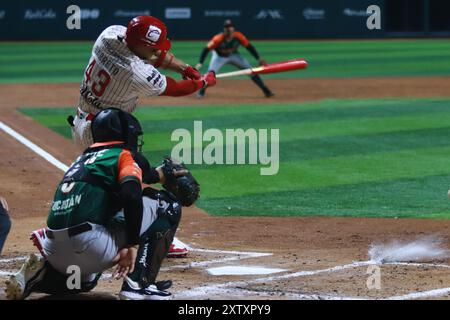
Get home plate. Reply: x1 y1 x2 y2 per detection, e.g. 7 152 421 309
206 265 286 276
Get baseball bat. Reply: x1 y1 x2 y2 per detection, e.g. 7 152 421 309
215 58 308 78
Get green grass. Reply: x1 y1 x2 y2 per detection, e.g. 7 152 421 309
20 97 450 219
2 39 450 83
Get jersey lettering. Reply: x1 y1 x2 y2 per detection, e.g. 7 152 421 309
79 25 167 113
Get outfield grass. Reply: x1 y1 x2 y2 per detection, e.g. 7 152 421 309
2 39 450 83
20 98 450 219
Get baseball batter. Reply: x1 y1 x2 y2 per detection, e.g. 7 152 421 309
195 19 273 98
70 15 214 257
5 108 199 300
72 15 215 148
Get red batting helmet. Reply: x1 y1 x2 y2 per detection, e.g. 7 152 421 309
125 16 171 51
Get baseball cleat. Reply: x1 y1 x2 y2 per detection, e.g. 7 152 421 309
119 277 172 300
264 90 275 98
167 243 188 257
155 279 173 291
167 238 189 258
30 228 48 258
5 253 46 300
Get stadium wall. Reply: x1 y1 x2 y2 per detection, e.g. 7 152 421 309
0 0 448 41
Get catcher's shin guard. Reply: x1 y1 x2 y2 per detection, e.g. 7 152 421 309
130 188 182 287
137 228 175 286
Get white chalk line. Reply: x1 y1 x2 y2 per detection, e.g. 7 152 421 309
188 247 272 256
0 256 27 264
207 287 368 300
0 121 69 172
386 287 450 300
162 253 271 271
384 261 450 269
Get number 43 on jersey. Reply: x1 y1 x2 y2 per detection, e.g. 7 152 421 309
84 59 111 97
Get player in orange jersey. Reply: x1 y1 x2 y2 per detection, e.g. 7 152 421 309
196 19 274 98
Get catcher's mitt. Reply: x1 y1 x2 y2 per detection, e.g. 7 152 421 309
161 157 200 207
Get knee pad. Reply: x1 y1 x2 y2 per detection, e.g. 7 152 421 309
142 187 182 230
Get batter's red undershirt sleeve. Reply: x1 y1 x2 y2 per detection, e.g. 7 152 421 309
161 76 204 97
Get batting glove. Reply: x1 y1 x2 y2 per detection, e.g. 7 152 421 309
182 66 201 80
201 71 216 88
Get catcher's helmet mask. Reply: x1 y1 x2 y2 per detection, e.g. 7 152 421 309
91 108 143 153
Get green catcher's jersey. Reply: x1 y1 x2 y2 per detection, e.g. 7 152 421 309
47 142 142 229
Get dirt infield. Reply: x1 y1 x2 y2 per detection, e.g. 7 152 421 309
0 77 449 300
1 77 450 109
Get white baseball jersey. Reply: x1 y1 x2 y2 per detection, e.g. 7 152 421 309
78 25 167 114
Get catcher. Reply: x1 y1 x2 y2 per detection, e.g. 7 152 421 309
71 15 213 257
5 108 199 300
195 19 273 98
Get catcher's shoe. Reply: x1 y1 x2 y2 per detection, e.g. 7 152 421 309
5 253 46 300
119 277 172 300
263 89 275 98
30 228 48 258
167 238 188 258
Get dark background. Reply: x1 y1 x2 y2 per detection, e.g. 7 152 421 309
0 0 449 40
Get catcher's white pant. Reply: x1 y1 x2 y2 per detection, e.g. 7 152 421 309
41 196 159 282
208 51 252 72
